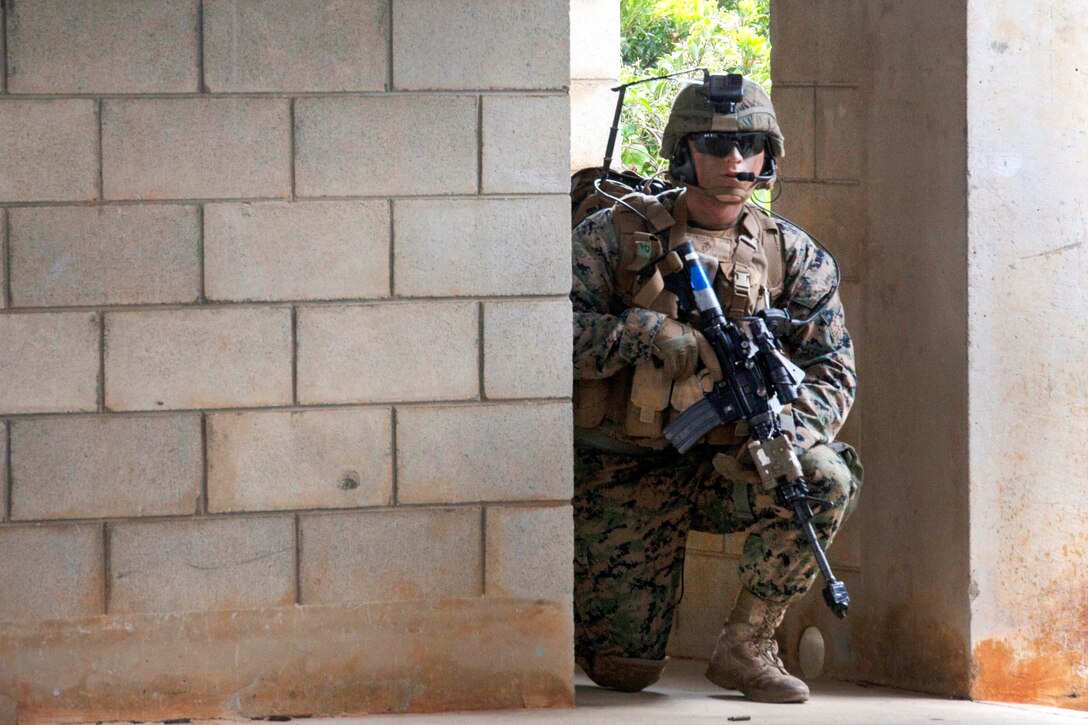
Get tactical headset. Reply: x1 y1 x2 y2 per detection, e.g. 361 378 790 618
669 137 778 188
667 73 779 191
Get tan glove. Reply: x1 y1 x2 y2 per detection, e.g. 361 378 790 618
651 319 699 380
652 319 725 382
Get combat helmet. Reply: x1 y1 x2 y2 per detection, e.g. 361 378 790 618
661 73 783 188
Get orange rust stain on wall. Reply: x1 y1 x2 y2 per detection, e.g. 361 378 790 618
1 599 573 722
972 639 1088 711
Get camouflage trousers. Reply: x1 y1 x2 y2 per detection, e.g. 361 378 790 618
573 442 861 662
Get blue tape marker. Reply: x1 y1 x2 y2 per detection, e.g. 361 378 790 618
689 257 712 290
686 251 722 317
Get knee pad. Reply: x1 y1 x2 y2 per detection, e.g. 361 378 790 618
576 654 668 692
800 443 861 522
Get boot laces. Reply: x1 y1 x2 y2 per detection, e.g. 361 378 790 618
754 638 789 675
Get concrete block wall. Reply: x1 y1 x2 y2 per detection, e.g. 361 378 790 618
569 0 620 171
0 1 573 720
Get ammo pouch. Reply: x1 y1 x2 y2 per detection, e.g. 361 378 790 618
623 360 673 438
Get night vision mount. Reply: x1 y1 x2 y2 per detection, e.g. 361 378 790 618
699 71 745 114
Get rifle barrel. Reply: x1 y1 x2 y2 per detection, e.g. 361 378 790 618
789 497 850 618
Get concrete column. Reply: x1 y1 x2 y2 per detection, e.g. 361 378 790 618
858 0 971 695
771 0 1088 709
966 2 1088 708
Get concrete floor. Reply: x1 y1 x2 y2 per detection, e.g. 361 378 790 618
180 659 1088 724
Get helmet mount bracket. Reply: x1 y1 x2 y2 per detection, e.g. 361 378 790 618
699 71 745 114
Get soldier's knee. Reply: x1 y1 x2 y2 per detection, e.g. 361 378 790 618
799 444 860 522
576 654 668 692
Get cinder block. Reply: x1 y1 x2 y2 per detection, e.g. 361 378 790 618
482 95 570 193
667 551 739 659
297 302 478 404
0 418 6 520
7 0 198 93
10 415 201 521
295 96 477 197
1 422 7 520
485 505 573 599
109 516 295 614
205 201 390 302
0 2 5 93
816 87 864 180
105 308 292 411
102 98 291 200
771 86 816 180
300 508 481 604
0 100 97 202
393 198 569 296
0 312 99 415
570 80 616 172
570 0 620 80
397 402 573 504
204 0 387 92
771 0 865 84
393 0 568 90
207 408 393 513
9 205 200 307
483 299 572 399
681 551 735 611
1 208 7 308
774 182 864 277
0 599 573 718
0 523 103 621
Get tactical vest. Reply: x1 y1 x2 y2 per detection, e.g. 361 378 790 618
573 189 788 449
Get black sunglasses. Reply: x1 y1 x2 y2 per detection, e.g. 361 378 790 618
689 132 767 159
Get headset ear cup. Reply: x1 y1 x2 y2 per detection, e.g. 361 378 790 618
669 144 698 185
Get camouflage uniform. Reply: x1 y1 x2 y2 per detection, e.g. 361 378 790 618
571 190 861 663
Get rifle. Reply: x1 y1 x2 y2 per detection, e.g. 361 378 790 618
661 240 851 618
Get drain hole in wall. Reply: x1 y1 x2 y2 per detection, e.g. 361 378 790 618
798 626 825 679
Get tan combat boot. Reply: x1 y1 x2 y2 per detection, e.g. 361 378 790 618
576 654 668 692
705 588 810 703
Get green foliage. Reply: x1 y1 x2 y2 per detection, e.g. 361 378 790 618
621 0 687 68
617 0 771 179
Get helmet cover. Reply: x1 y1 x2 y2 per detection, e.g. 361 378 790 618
660 77 784 161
